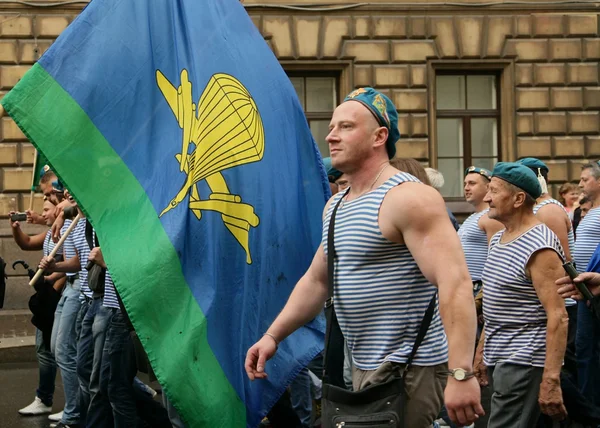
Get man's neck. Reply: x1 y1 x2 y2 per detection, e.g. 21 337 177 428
591 193 600 208
473 201 489 212
345 157 390 198
502 210 539 237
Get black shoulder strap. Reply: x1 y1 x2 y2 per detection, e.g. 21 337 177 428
85 219 100 249
322 190 349 387
323 189 436 386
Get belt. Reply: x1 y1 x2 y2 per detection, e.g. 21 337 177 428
66 274 80 284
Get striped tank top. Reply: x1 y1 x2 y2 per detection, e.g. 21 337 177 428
67 219 92 298
574 206 600 270
323 172 448 370
61 219 78 278
483 224 565 367
534 198 576 306
43 229 62 258
83 225 119 309
458 209 489 282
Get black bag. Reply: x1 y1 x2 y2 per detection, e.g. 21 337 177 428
321 191 436 428
85 219 106 295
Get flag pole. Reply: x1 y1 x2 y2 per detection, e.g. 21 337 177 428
29 149 38 211
29 213 82 287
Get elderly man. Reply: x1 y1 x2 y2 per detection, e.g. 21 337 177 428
246 87 483 427
477 162 568 427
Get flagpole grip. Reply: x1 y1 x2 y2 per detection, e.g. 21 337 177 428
30 213 82 287
28 190 35 212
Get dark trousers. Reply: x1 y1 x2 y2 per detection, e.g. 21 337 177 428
488 363 543 428
576 301 600 407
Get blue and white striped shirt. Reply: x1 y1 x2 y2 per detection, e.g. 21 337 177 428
84 224 120 309
458 209 490 282
534 198 576 307
71 219 92 298
483 224 565 367
323 173 448 370
102 271 119 309
574 206 600 270
61 219 77 278
43 229 61 258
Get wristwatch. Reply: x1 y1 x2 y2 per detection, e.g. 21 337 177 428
446 368 475 381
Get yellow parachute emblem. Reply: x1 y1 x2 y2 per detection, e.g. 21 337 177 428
156 69 264 264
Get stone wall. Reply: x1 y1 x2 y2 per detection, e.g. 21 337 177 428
0 4 597 211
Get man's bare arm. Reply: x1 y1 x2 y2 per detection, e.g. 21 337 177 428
383 183 477 370
528 249 568 420
265 244 329 342
536 205 572 261
382 183 483 425
11 224 46 251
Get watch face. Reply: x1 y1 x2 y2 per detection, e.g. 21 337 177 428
454 369 466 381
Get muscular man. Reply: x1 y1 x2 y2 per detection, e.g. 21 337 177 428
246 87 483 427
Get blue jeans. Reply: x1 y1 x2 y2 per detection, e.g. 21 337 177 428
290 367 312 428
76 298 111 427
85 302 114 428
105 309 138 428
50 279 82 425
576 301 600 406
35 327 57 406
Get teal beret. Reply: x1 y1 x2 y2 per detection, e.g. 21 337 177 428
492 162 541 199
464 166 492 181
517 157 549 172
322 157 342 181
343 87 400 159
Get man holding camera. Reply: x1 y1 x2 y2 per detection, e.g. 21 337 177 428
10 197 66 421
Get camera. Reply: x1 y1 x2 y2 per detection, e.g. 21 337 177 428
10 212 27 222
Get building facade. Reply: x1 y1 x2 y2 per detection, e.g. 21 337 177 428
0 0 598 216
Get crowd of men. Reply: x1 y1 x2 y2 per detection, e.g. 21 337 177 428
246 87 600 428
7 85 600 428
9 171 180 428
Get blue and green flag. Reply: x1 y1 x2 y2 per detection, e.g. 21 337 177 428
2 0 329 426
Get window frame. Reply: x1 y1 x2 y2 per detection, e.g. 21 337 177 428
286 70 341 157
428 60 516 203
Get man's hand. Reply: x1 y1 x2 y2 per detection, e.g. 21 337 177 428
539 377 567 420
8 211 21 229
473 350 488 387
88 247 107 269
51 211 65 243
39 256 56 272
445 377 485 427
557 273 600 300
25 209 44 225
245 335 278 381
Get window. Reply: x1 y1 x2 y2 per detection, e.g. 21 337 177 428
288 74 338 157
436 74 500 198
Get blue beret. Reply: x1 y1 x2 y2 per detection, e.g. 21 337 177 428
492 162 541 199
517 157 549 172
343 87 400 159
464 166 492 181
322 157 342 181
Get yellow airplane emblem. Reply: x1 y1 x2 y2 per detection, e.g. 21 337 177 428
156 69 265 264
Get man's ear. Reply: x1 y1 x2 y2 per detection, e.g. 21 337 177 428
373 126 388 150
513 191 526 209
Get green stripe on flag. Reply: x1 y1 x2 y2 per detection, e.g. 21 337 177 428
2 63 246 427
